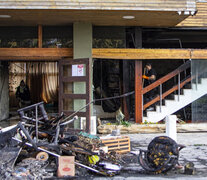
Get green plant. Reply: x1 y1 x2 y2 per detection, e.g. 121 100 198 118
119 120 131 127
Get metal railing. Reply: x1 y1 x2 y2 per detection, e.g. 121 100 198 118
143 60 192 112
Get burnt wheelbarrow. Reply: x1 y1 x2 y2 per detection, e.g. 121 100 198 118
137 136 185 174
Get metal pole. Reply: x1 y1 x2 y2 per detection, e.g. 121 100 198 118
35 105 38 143
160 83 162 112
13 137 60 157
178 73 180 101
142 94 143 123
196 67 198 90
54 124 60 145
18 122 38 150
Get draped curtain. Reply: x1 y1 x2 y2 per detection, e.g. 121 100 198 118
9 62 58 107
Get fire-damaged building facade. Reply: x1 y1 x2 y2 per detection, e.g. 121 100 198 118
0 0 207 132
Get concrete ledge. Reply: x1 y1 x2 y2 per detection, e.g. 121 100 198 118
98 123 207 134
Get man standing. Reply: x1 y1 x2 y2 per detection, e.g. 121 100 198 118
142 63 157 109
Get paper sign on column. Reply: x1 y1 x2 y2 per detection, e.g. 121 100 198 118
72 64 84 76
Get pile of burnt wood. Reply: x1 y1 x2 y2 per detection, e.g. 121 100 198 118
0 102 122 179
0 102 186 179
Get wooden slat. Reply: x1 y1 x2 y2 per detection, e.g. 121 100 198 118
107 145 130 150
101 136 130 142
102 144 130 148
101 136 130 154
102 139 130 144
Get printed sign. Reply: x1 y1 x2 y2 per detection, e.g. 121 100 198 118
72 64 84 76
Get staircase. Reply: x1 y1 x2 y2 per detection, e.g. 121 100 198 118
142 61 207 123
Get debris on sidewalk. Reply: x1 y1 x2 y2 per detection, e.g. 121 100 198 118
0 102 193 179
0 102 123 179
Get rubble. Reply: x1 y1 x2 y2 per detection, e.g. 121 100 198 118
0 102 123 179
0 102 189 179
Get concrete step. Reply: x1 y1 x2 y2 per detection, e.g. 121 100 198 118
156 105 167 113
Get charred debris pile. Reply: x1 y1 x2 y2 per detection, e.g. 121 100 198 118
0 102 188 179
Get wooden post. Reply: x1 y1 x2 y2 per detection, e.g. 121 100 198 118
135 60 143 123
122 60 130 120
135 27 143 123
38 25 42 48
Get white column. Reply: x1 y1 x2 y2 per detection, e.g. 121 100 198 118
165 115 177 142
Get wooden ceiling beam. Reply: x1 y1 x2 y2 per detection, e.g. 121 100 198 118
191 49 207 59
0 48 73 61
1 48 207 61
92 48 191 59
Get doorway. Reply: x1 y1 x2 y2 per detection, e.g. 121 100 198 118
9 61 59 114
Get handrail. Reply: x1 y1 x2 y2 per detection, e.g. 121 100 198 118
143 60 191 95
143 76 191 110
143 60 191 111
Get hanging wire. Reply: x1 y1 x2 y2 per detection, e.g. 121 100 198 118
60 90 135 125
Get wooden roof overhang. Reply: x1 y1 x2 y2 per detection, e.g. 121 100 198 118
0 9 192 27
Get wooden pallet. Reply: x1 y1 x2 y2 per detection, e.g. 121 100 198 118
101 136 130 154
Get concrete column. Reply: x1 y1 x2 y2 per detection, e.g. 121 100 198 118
0 62 9 121
73 22 92 59
165 115 177 142
73 22 93 130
